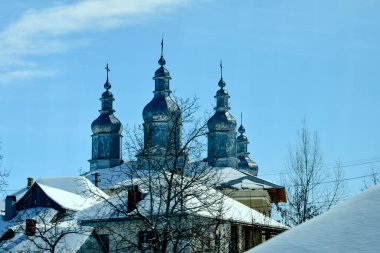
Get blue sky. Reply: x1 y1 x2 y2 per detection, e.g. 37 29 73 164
0 0 379 196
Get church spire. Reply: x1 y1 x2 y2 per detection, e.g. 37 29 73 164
89 63 123 171
141 39 182 162
206 62 238 168
158 37 166 67
236 113 258 176
219 61 225 87
214 61 230 113
104 63 111 90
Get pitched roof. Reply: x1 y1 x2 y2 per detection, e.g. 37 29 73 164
246 184 380 253
79 174 287 230
0 207 93 252
16 176 108 211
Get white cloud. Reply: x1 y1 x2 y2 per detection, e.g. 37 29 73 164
0 0 188 84
1 70 56 83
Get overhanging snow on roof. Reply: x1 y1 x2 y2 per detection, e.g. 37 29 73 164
15 176 108 211
246 184 380 253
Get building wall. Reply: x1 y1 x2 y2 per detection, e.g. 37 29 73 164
221 189 272 216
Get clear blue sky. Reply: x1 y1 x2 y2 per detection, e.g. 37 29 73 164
0 0 379 196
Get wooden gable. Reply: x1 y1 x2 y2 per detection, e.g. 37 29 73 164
15 183 63 211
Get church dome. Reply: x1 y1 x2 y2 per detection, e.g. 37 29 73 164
143 95 180 123
216 88 228 96
102 90 113 99
238 156 259 176
237 124 248 141
91 114 122 135
207 111 236 131
154 66 170 78
236 133 248 142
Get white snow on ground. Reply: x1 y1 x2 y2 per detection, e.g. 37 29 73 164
246 184 380 253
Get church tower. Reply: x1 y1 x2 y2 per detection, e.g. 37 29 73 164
89 64 123 171
141 40 182 160
207 63 239 168
236 115 259 175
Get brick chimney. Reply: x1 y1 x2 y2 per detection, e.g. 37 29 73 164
128 185 142 212
26 219 36 236
4 195 16 221
27 177 34 188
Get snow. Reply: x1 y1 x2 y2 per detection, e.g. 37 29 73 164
0 187 29 212
0 207 94 252
35 176 108 211
246 184 380 253
1 221 93 252
84 162 284 193
0 208 58 237
212 166 283 190
79 174 287 230
83 162 134 190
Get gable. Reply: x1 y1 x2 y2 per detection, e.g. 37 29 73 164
15 184 63 211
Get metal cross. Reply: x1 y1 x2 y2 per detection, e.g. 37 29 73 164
161 36 164 57
220 60 223 79
105 63 110 80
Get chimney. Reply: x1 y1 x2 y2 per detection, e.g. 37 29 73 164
4 195 16 221
128 185 142 212
27 177 34 188
26 219 36 236
94 173 100 187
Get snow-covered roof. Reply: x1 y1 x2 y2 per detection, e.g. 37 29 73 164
79 174 287 230
83 162 134 190
0 208 58 238
0 187 28 214
214 166 286 203
246 184 380 253
16 176 109 211
216 166 283 189
0 210 93 252
1 226 93 253
83 162 286 202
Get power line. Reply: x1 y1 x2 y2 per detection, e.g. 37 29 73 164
260 157 380 177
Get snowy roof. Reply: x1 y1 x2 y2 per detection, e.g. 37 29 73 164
83 162 134 190
0 208 93 252
214 166 286 202
0 208 58 238
246 184 380 253
79 174 287 230
0 187 28 213
216 166 283 189
16 176 109 211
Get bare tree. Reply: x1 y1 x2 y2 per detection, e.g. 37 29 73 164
362 165 379 190
84 97 230 253
275 123 345 226
0 141 9 193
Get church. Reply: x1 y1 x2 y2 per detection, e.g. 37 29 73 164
0 42 287 252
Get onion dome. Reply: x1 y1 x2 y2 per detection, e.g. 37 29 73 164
91 64 122 135
143 95 180 123
143 39 180 124
207 63 236 131
237 123 248 142
154 55 171 78
206 62 238 168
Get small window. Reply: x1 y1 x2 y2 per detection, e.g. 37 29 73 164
138 231 155 250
